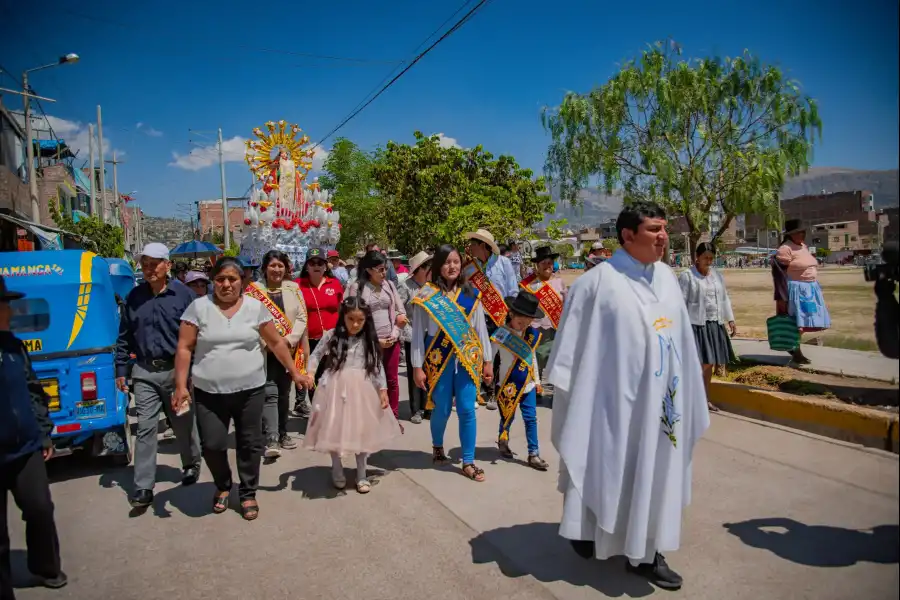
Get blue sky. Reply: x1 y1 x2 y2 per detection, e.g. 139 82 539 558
1 0 897 218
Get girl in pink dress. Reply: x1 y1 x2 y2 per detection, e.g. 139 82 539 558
299 296 401 493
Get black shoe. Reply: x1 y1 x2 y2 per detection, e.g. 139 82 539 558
181 465 200 486
129 489 153 508
35 571 68 589
626 553 683 590
570 539 595 559
296 401 311 419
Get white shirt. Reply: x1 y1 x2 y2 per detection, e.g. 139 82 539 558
491 326 541 393
181 296 273 394
677 266 734 326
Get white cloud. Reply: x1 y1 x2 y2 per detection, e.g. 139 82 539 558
434 133 461 149
136 122 163 137
16 114 118 160
169 136 330 172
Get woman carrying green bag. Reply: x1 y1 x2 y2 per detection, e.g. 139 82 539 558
771 219 831 364
678 242 737 412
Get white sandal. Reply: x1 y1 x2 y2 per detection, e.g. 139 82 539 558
332 471 346 490
356 479 371 494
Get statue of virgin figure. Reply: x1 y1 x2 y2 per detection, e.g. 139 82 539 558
273 148 297 212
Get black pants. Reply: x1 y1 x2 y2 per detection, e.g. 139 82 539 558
295 338 328 407
263 354 292 439
404 341 428 417
1 451 62 598
194 386 265 501
481 321 502 401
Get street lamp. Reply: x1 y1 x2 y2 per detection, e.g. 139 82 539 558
23 53 80 223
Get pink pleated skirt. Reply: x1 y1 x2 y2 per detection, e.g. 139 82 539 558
302 368 401 455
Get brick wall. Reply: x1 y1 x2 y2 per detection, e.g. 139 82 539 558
198 201 244 240
0 165 30 216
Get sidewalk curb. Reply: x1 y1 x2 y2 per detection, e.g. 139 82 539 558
709 381 899 454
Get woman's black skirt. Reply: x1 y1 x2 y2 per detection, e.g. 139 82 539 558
692 320 732 366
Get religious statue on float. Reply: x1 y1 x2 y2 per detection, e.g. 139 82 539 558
245 120 314 216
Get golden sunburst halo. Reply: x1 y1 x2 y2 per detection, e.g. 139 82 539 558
244 121 315 185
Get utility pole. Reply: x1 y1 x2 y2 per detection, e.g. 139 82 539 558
21 71 41 223
218 128 230 249
96 105 106 223
88 123 96 217
105 151 124 226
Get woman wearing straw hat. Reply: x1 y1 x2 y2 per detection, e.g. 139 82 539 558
771 219 831 364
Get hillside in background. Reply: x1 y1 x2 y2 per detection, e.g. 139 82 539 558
142 216 189 246
543 168 899 227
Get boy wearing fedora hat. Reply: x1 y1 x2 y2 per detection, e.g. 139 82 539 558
491 293 549 470
463 228 519 411
519 246 567 402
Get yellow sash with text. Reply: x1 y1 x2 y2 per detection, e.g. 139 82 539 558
520 275 563 329
245 282 306 374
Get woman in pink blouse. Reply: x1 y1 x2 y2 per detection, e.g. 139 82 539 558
347 251 407 420
771 219 831 364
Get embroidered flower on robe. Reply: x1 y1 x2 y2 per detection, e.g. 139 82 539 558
660 375 681 447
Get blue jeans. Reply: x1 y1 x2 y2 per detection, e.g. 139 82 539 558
430 356 478 464
498 389 539 455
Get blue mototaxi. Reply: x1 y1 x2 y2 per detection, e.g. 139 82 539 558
1 250 136 464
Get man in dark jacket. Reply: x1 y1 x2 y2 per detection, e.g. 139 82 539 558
0 276 67 597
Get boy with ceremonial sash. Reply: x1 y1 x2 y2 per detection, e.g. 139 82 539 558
492 293 550 470
410 245 494 482
463 228 519 411
520 246 567 402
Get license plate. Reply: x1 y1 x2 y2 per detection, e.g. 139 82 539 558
41 379 59 412
75 400 106 419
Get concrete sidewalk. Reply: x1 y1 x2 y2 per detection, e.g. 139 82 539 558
9 380 898 600
731 338 898 382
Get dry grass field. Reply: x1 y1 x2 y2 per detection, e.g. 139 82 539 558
559 266 878 351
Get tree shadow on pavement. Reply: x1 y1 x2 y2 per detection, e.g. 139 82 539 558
369 446 509 472
724 518 900 566
470 522 654 598
149 481 219 519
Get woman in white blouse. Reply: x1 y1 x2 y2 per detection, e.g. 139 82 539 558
172 257 305 521
677 243 737 412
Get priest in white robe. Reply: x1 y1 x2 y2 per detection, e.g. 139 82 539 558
547 201 710 591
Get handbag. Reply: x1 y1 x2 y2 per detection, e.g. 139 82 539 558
766 314 800 351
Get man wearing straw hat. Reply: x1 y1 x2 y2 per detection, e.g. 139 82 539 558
463 228 519 411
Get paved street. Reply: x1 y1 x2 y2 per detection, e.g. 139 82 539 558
731 338 898 382
8 377 899 600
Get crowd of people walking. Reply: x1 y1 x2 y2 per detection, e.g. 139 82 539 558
2 201 836 595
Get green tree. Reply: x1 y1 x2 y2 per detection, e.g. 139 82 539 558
320 138 386 257
815 247 830 258
373 132 553 254
602 238 620 252
552 242 574 259
542 40 821 256
49 198 124 257
545 218 568 241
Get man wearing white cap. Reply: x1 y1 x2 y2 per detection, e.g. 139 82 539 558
397 251 433 424
115 243 201 510
463 229 519 411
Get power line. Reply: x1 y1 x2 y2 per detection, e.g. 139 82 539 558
56 6 403 65
337 0 479 123
313 0 492 148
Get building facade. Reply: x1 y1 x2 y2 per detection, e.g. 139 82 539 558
197 199 245 244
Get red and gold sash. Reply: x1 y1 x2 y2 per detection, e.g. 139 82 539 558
464 259 508 327
520 274 563 329
245 282 306 373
